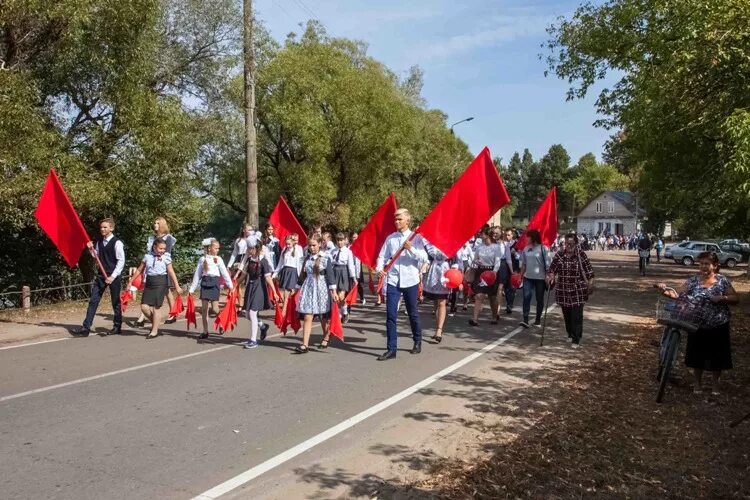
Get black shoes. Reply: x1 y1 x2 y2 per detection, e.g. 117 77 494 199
520 321 530 328
377 350 397 361
260 323 269 341
164 316 177 324
71 327 90 337
410 342 421 354
199 332 209 340
100 327 122 336
468 320 479 327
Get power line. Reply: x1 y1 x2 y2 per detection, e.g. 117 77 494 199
290 0 318 20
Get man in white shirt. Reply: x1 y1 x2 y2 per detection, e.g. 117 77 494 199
73 218 126 337
376 208 428 360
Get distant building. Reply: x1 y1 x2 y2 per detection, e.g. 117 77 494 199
576 191 645 236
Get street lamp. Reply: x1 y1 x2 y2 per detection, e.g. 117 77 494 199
450 116 474 134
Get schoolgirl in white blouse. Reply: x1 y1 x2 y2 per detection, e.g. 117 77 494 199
189 238 233 339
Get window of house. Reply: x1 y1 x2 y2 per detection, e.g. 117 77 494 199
608 201 615 213
596 202 603 213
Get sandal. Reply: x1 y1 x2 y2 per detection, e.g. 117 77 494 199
146 333 159 340
317 336 330 349
294 345 309 354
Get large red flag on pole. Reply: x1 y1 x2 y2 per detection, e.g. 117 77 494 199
34 169 91 268
514 186 558 250
268 196 307 247
350 193 398 268
417 147 511 257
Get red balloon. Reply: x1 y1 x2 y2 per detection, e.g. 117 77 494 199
444 268 463 289
480 270 497 287
510 272 523 289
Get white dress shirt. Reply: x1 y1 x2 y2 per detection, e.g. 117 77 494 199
189 255 233 293
330 246 357 277
227 238 249 268
376 229 428 288
95 234 125 279
274 245 304 275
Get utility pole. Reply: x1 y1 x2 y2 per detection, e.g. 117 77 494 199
243 0 259 226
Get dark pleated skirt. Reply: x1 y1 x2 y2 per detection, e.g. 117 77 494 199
142 275 168 307
278 267 298 290
200 275 221 301
685 321 732 371
332 265 351 292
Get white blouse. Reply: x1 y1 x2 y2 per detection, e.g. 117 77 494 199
329 246 357 277
189 255 233 293
274 245 304 275
473 242 505 272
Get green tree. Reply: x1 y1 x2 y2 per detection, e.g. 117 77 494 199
564 154 630 213
546 0 750 237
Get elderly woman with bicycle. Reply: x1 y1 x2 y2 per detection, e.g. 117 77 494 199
657 251 738 395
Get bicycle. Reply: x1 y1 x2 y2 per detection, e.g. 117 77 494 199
653 289 708 403
638 249 650 276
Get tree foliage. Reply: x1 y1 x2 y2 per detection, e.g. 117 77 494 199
0 7 470 291
546 0 750 238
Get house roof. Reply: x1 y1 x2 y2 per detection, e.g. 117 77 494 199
578 190 647 217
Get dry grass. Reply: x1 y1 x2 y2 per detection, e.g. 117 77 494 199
420 272 750 498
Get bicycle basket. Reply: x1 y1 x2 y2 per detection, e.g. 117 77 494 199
655 297 709 332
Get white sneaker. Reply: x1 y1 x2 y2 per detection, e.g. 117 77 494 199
571 343 580 349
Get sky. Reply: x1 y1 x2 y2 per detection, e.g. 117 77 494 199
253 0 613 165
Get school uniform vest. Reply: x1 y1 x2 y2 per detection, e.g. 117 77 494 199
95 236 120 275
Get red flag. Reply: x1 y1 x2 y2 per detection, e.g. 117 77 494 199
417 148 510 257
214 289 239 333
34 169 91 268
274 304 284 331
344 286 358 305
169 294 184 317
514 186 558 250
120 289 133 313
268 196 307 248
280 292 301 334
329 302 344 341
185 295 197 330
131 273 145 291
350 193 398 268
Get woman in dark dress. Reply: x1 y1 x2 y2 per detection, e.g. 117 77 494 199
657 251 738 395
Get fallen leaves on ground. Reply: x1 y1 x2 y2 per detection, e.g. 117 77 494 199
419 272 750 499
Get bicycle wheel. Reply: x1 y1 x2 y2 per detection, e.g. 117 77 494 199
656 329 680 403
641 257 647 276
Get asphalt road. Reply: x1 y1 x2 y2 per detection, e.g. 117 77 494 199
0 297 541 499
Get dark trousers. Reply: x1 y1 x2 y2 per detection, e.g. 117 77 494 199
562 305 584 343
83 275 122 329
386 284 421 352
522 277 546 323
501 262 516 312
357 270 365 301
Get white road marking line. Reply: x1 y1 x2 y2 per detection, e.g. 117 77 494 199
192 305 557 500
0 337 71 350
0 346 232 403
0 327 300 403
